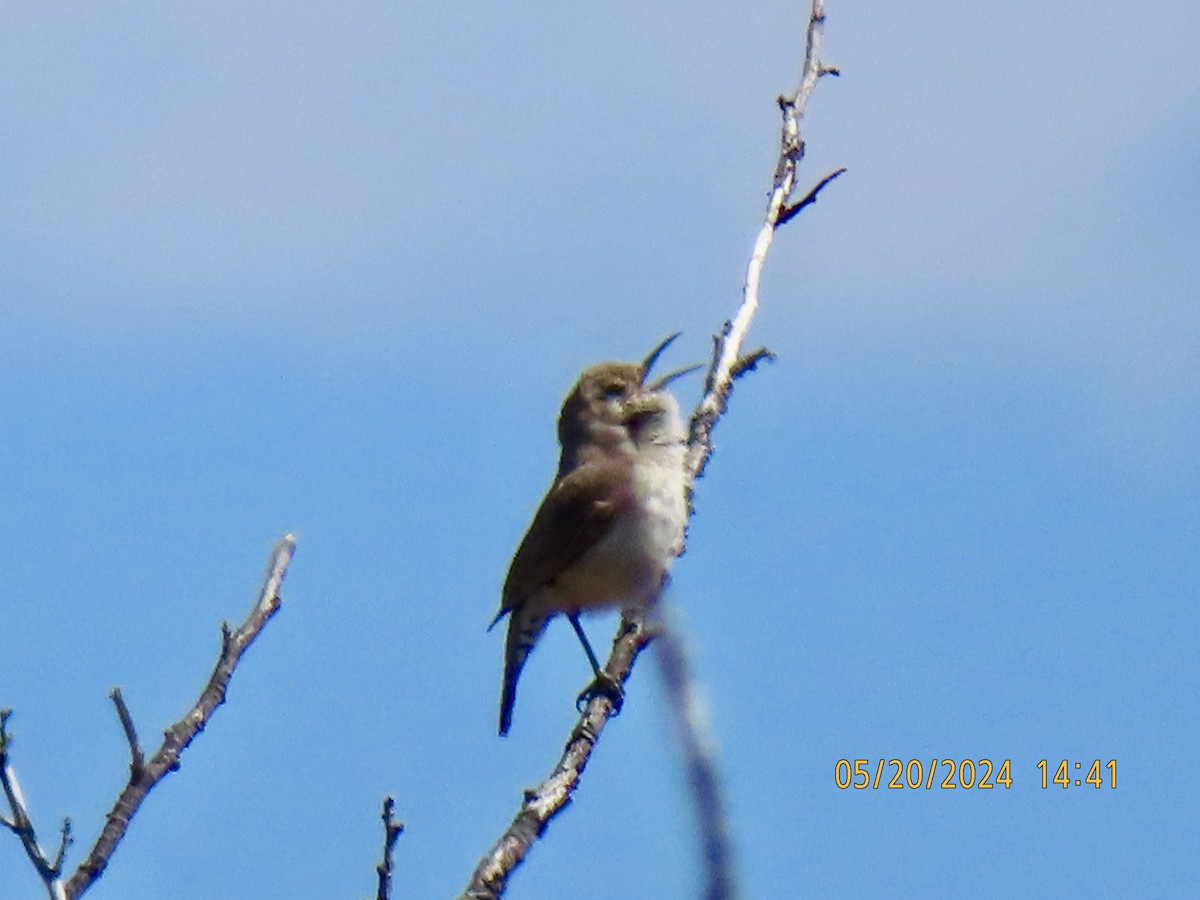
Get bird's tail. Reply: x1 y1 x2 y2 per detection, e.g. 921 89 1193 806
499 607 551 736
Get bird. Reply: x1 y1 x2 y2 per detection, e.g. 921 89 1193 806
490 334 698 735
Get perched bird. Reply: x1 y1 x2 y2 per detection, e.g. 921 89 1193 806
491 334 698 736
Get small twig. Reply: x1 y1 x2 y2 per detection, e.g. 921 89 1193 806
778 167 847 226
51 818 73 874
0 710 67 898
108 689 144 779
730 348 776 380
375 796 405 900
61 534 297 899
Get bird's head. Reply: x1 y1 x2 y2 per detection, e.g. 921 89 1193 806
555 334 700 471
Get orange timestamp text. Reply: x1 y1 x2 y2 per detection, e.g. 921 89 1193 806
834 758 1117 790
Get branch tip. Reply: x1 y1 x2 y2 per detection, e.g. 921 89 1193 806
375 796 405 900
52 818 73 872
110 689 145 778
778 166 846 226
730 348 776 380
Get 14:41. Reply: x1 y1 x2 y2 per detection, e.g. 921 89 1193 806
1037 759 1116 789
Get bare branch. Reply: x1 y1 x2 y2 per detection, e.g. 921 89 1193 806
457 614 654 900
654 627 734 900
667 8 838 893
108 689 144 780
61 534 297 899
460 1 840 896
375 796 405 900
688 0 839 484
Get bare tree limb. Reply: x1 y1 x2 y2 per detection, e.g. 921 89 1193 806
459 2 840 896
58 534 297 899
375 796 405 900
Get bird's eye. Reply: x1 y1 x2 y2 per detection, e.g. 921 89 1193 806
602 383 626 399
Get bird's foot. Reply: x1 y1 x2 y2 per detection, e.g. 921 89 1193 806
575 670 625 717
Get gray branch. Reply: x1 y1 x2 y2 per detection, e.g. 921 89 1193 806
63 534 296 898
0 535 297 900
687 0 839 484
457 616 655 900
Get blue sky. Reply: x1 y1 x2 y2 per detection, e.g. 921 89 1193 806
1 1 1197 898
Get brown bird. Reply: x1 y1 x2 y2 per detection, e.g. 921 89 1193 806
491 334 697 735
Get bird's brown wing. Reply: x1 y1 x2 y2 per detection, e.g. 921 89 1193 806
491 457 635 735
496 457 635 618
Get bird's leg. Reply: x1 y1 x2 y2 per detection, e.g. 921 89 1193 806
569 613 624 715
568 613 605 674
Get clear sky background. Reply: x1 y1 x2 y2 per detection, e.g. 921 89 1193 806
1 1 1197 898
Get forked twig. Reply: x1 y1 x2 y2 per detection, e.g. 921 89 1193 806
1 709 71 899
63 534 296 898
0 536 297 899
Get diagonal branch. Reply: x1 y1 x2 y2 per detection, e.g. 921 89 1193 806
51 818 73 878
653 627 733 900
688 0 838 483
668 8 838 895
60 534 297 899
457 616 654 900
778 166 846 226
459 2 840 896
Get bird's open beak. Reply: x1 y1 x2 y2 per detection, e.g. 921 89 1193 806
640 332 701 391
645 363 703 392
640 332 681 381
